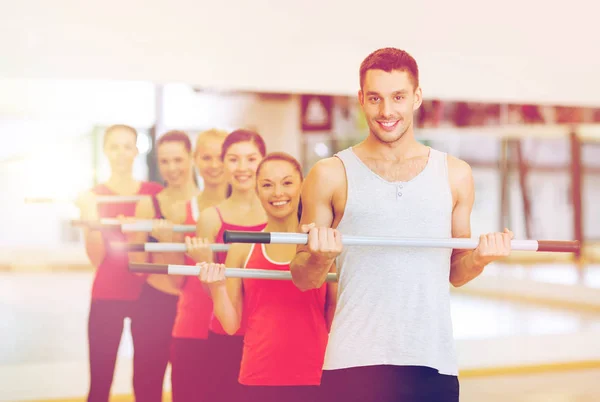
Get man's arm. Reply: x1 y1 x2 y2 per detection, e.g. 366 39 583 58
290 158 344 291
449 157 513 287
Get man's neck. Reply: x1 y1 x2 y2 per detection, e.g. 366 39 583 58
361 128 424 161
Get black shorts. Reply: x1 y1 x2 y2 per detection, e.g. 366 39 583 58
320 365 459 402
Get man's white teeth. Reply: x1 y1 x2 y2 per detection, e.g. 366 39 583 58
381 121 398 127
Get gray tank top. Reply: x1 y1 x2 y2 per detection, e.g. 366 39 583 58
324 146 458 376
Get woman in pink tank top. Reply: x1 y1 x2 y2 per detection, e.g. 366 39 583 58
197 153 337 402
184 129 268 402
75 125 164 402
169 129 230 402
126 130 200 402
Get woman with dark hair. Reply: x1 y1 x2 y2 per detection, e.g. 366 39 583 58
196 152 337 402
183 129 268 402
127 130 199 402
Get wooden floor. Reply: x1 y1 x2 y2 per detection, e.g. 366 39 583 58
460 368 600 402
2 264 600 402
21 369 600 402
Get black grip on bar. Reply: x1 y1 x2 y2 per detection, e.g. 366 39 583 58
537 240 580 253
129 263 168 274
111 242 145 252
223 230 271 244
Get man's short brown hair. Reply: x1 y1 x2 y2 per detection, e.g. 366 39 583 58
360 47 419 90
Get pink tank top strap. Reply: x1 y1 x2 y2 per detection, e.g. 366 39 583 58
214 206 224 223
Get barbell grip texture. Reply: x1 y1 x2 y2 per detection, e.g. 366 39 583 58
129 263 169 274
536 240 580 253
224 230 272 244
111 243 146 252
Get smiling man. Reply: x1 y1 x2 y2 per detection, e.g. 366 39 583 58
290 47 514 402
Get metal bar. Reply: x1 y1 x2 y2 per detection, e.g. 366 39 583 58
111 242 230 252
25 195 147 204
129 263 338 282
121 222 196 233
224 230 581 253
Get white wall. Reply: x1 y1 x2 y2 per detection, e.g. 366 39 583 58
0 79 156 126
161 85 302 160
1 0 599 106
0 82 303 252
242 94 302 160
0 78 597 259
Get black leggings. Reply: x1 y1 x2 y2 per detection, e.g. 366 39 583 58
86 283 179 402
170 338 212 402
203 332 245 402
320 365 459 402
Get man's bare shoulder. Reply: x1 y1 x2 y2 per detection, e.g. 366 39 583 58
446 154 474 202
446 154 472 182
306 156 346 183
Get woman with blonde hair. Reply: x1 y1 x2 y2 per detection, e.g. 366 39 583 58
169 129 230 402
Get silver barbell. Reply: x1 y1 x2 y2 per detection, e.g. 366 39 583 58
26 195 148 204
129 263 337 282
71 219 196 233
112 242 230 252
222 231 580 253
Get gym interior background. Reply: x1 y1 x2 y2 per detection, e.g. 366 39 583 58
1 1 599 401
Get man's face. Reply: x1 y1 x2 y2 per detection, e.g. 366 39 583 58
359 69 422 144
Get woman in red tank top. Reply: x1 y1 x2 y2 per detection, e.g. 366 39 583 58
75 125 163 402
126 130 201 402
185 129 268 402
169 129 230 402
197 153 338 402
